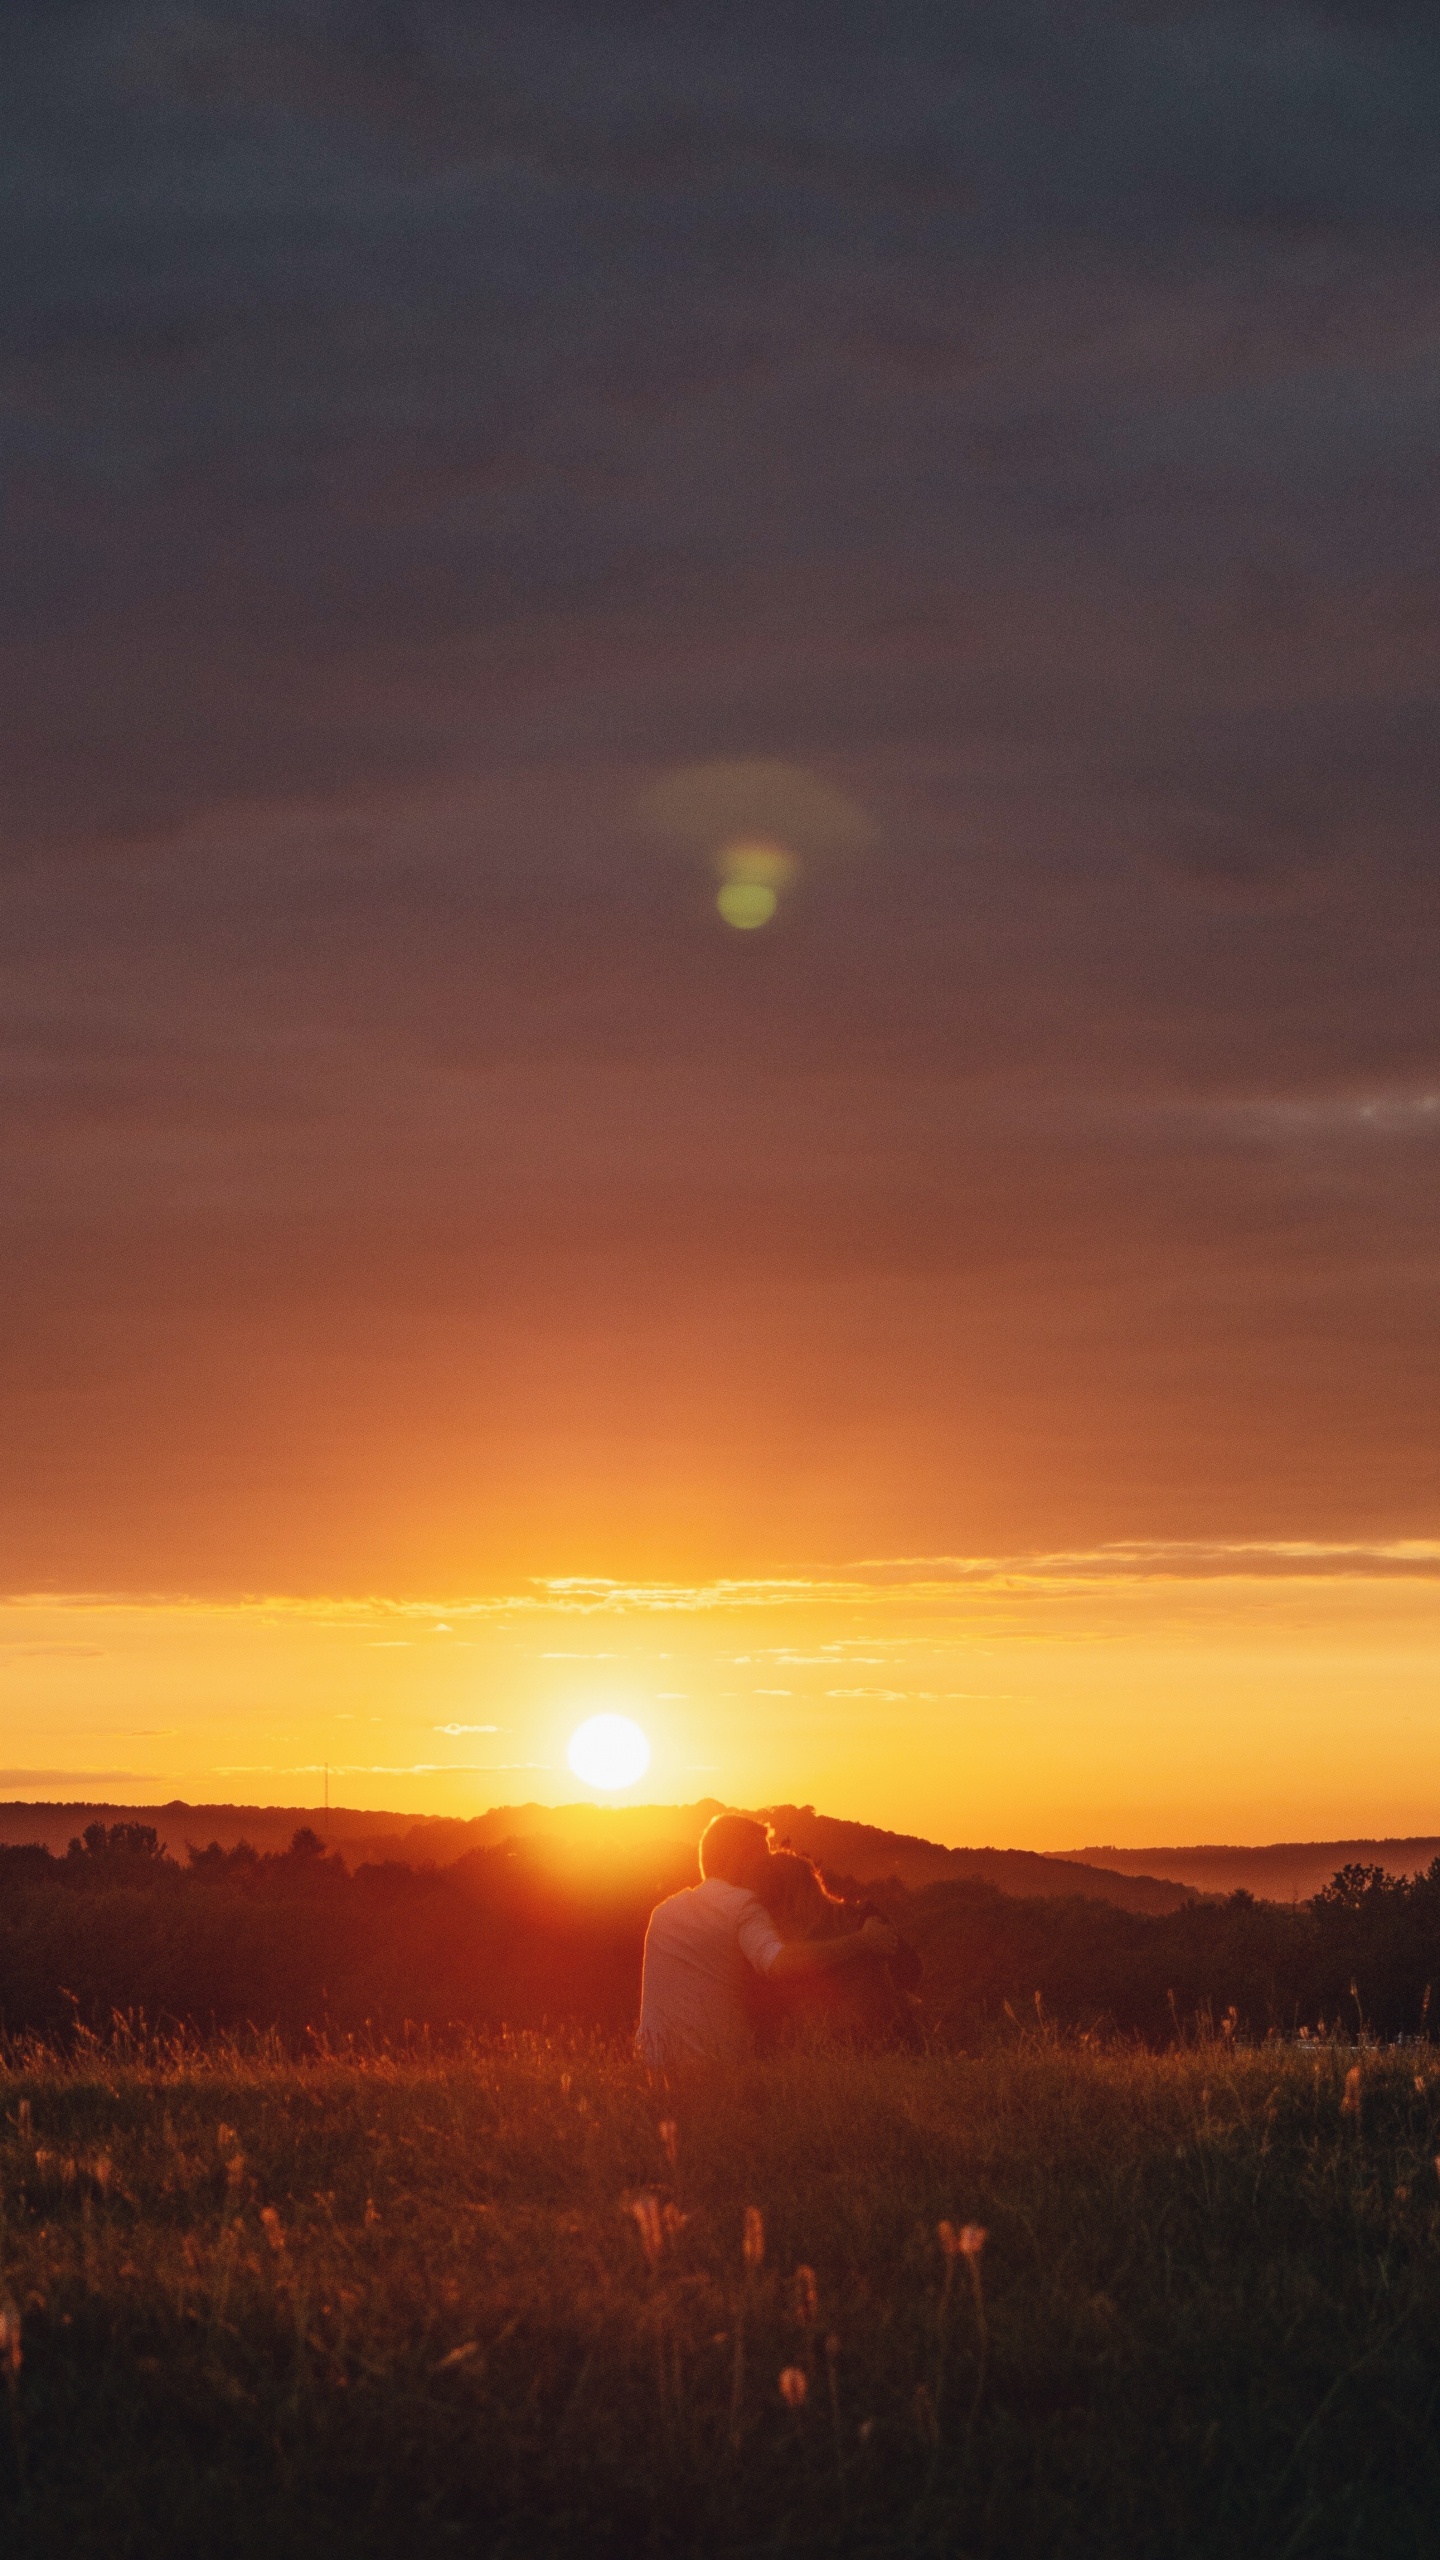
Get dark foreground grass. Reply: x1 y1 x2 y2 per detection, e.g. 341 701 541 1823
2 2034 1439 2558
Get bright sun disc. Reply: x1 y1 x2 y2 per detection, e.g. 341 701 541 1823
567 1714 651 1791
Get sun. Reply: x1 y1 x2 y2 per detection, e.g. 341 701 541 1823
567 1714 652 1792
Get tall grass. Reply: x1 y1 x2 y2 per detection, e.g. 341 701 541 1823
2 2029 1438 2556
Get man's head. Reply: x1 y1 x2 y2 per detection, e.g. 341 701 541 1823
698 1812 772 1891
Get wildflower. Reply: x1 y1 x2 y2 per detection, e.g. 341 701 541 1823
92 2153 113 2199
628 2191 664 2264
1416 2074 1427 2095
778 2366 808 2408
1341 2065 1363 2119
743 2205 765 2271
938 2219 960 2258
959 2224 987 2258
661 2202 687 2243
260 2206 286 2254
793 2265 818 2329
216 2123 236 2153
658 2118 678 2170
0 2300 19 2384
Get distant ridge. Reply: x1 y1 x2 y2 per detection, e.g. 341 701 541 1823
752 1806 1196 1913
0 1797 1195 1914
1059 1838 1440 1902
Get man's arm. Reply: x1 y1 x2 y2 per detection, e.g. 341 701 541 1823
766 1917 899 1982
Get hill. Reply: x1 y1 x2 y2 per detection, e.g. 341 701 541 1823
756 1806 1196 1913
1060 1837 1440 1902
0 1797 1195 1913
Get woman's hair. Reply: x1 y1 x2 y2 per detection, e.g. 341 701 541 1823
755 1847 847 1937
698 1812 773 1885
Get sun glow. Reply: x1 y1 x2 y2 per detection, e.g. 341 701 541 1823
566 1713 652 1792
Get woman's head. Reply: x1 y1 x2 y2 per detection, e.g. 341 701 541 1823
756 1848 846 1937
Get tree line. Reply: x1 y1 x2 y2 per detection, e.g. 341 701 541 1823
1 1823 1437 2044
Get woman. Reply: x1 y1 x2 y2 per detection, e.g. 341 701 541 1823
751 1849 924 2050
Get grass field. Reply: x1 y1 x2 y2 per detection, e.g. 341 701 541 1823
1 2030 1439 2557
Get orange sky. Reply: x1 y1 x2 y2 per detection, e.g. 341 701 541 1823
4 1557 1438 1851
5 5 1439 1845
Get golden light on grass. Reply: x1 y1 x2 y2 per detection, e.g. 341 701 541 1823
628 2191 664 2264
566 1712 651 1790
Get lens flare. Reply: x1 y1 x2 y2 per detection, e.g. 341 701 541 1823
567 1713 651 1791
715 838 794 930
720 840 795 891
717 880 777 929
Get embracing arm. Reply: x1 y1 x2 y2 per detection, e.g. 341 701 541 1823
765 1917 899 1982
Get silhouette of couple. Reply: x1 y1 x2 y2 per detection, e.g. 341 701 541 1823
636 1811 921 2068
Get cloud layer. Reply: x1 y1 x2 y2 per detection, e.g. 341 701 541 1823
4 2 1439 1588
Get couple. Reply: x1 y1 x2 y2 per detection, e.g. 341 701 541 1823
636 1810 912 2069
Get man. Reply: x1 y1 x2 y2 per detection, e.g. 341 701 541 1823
636 1811 899 2068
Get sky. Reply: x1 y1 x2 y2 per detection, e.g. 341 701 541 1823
3 1 1438 1842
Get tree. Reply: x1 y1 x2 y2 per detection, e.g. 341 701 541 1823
66 1821 167 1866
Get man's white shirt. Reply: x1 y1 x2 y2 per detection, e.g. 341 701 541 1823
636 1876 784 2066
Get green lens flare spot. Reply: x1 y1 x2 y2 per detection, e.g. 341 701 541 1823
716 881 778 930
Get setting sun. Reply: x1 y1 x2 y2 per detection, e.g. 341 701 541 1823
566 1714 652 1792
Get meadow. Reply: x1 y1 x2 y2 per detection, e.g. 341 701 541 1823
1 2030 1438 2558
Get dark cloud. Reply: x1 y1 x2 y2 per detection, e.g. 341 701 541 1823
2 1 1438 1586
1130 697 1440 888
